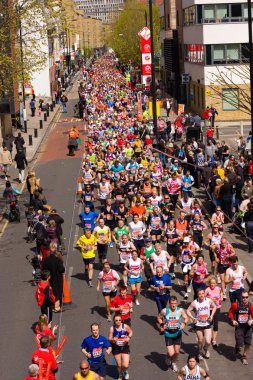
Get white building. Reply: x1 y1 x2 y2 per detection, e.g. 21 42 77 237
74 0 125 23
182 0 252 120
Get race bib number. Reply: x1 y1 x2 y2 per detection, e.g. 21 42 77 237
238 314 248 324
92 347 102 358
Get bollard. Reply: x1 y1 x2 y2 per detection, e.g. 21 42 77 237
34 128 38 138
29 135 33 146
24 120 27 133
39 120 43 129
216 125 219 140
44 112 47 122
50 104 53 112
46 109 49 117
52 100 56 107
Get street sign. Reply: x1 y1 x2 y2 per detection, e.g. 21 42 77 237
181 73 190 84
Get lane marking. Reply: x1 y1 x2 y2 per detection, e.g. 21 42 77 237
56 324 65 379
67 266 73 290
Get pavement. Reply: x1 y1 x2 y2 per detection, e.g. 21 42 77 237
0 84 253 379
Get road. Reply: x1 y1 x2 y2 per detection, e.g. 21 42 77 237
0 89 252 380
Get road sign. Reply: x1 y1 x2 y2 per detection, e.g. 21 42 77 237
181 73 190 84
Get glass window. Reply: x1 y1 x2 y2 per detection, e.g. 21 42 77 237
231 3 242 18
242 43 250 62
243 4 253 19
222 89 239 110
226 44 240 63
213 45 225 64
204 4 215 19
205 45 212 65
216 4 228 20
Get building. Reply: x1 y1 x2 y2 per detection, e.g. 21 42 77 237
74 0 125 23
182 0 252 120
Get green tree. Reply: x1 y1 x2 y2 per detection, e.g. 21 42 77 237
107 0 160 65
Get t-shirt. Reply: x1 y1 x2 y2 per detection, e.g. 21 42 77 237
93 226 110 244
79 211 99 231
76 234 97 259
110 294 133 320
151 274 172 296
32 348 58 380
81 335 110 363
98 269 120 293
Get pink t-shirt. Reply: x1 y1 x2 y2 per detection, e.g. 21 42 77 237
206 286 221 309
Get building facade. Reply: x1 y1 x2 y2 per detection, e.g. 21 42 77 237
74 0 125 23
182 0 252 120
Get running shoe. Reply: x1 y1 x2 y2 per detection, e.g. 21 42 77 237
171 273 176 279
184 292 188 299
198 353 204 361
242 358 248 365
187 286 192 293
217 274 221 284
135 299 140 306
88 280 93 287
223 293 227 300
124 370 130 379
171 363 178 372
212 340 217 347
203 348 210 359
107 315 112 322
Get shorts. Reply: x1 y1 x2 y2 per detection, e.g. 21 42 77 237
217 263 230 274
165 334 182 347
122 318 131 327
112 344 130 355
167 245 179 257
194 324 211 331
128 276 142 284
97 243 108 260
150 229 162 236
209 248 215 263
83 257 95 265
235 326 252 347
102 290 117 298
90 360 107 378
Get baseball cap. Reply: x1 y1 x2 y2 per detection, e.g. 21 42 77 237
183 237 190 243
145 237 152 242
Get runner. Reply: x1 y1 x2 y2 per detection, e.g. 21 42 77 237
93 218 111 264
228 290 253 365
150 243 172 275
151 266 172 312
158 296 188 373
81 323 112 380
79 205 99 231
140 237 155 288
108 315 133 380
117 234 135 286
124 250 143 305
225 255 248 303
128 214 146 253
97 262 120 321
214 237 235 300
110 286 133 326
180 237 196 299
76 228 97 287
205 276 223 347
72 360 100 380
187 288 216 360
203 223 223 276
191 254 209 299
177 354 210 380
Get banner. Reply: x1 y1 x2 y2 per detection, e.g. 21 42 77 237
139 27 152 88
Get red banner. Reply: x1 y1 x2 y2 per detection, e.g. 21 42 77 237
139 27 152 87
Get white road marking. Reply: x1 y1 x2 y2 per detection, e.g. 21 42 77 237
67 266 73 290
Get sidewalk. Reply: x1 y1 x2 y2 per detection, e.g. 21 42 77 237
0 72 81 226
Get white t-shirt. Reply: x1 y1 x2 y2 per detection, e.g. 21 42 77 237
129 221 145 240
97 269 120 293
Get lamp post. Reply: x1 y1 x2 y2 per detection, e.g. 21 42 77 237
149 0 157 134
247 0 253 158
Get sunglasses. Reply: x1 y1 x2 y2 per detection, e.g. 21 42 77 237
242 296 249 299
80 367 89 370
115 319 122 321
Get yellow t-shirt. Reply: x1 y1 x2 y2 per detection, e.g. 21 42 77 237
217 168 225 180
77 370 95 380
93 226 110 244
76 234 97 259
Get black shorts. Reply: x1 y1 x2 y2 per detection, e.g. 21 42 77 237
209 248 215 263
112 344 130 355
97 243 108 260
194 324 211 331
122 318 131 327
165 334 182 346
90 360 107 377
102 290 117 298
167 245 179 257
235 326 252 347
150 229 162 236
217 263 230 274
83 257 95 265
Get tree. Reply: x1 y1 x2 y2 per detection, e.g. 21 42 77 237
107 0 160 65
208 64 250 116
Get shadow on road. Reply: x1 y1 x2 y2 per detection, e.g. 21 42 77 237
144 351 168 371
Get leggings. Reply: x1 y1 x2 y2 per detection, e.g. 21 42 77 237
212 308 220 332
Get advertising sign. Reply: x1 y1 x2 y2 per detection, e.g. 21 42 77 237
139 27 152 88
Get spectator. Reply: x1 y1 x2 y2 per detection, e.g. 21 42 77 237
14 149 28 183
244 203 253 253
220 177 234 222
0 146 12 180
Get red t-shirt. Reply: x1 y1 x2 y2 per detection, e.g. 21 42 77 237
144 138 152 145
24 377 38 380
206 128 214 138
32 348 58 380
110 295 132 320
35 324 55 340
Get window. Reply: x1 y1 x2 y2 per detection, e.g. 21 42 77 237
203 4 215 20
243 3 253 19
227 44 240 63
242 43 250 62
205 45 212 65
213 45 225 64
222 89 239 110
231 3 242 18
216 4 228 20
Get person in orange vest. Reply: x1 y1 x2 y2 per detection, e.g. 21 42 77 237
35 271 56 323
69 126 79 139
32 336 60 380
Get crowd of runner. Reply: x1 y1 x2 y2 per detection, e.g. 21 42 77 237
21 54 253 380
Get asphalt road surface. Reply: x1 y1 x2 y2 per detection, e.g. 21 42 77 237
0 94 252 380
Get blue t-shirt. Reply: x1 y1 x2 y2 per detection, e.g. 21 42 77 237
151 274 172 297
79 211 98 230
81 335 111 363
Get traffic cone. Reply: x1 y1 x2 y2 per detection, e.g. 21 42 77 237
63 274 72 305
77 177 82 194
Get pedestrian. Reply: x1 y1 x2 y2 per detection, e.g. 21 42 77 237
243 203 253 253
163 97 172 117
225 255 248 303
97 262 120 321
67 135 78 156
110 286 133 326
14 132 25 151
27 170 40 203
47 209 64 246
35 270 56 322
93 218 111 264
108 315 133 380
228 290 253 365
30 98 36 116
190 254 209 299
43 243 65 312
79 205 99 231
32 336 60 379
35 314 58 341
76 228 97 287
187 288 216 360
158 296 188 373
60 94 68 113
150 266 172 313
205 276 223 347
210 105 218 128
72 360 100 380
177 354 210 380
3 134 13 158
81 323 112 380
23 364 39 380
2 180 21 216
14 148 27 183
124 250 143 305
0 146 12 179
